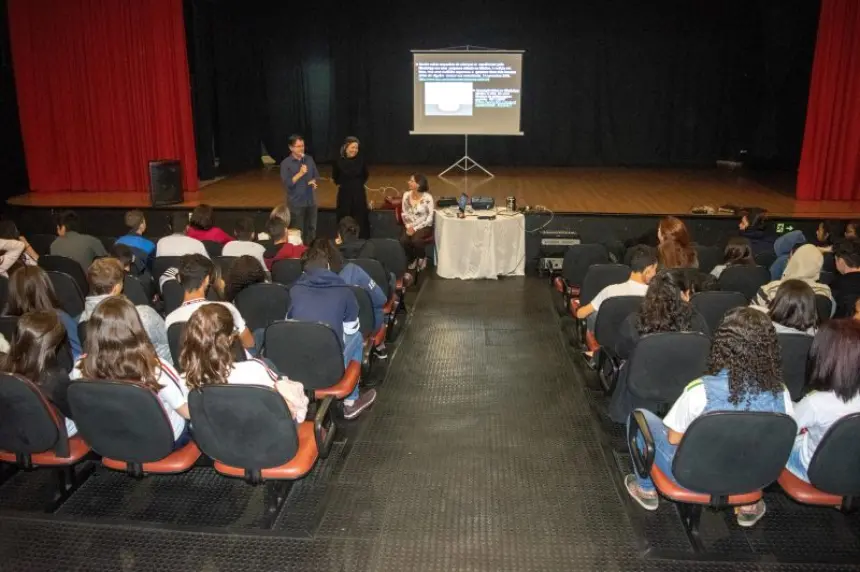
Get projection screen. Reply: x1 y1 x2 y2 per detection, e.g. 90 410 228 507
410 50 524 136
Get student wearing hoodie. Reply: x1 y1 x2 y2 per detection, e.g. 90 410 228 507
336 216 373 260
78 257 171 363
753 244 834 314
288 240 377 419
769 230 806 280
738 207 775 258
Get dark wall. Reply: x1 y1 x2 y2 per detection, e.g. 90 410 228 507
186 0 820 177
0 0 28 203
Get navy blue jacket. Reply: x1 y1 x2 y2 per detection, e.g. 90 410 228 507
288 268 359 341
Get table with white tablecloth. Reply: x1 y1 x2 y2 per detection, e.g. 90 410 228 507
434 208 526 279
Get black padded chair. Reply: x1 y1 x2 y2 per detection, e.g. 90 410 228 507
46 271 85 318
271 258 303 286
626 332 711 411
690 291 748 333
778 413 860 512
235 283 291 333
263 321 361 402
593 296 643 393
694 245 722 274
28 234 56 256
777 333 813 401
39 255 88 295
77 321 87 347
817 270 835 286
98 236 116 253
68 380 199 477
153 256 181 287
216 256 236 276
755 250 777 270
365 238 407 283
815 294 833 322
188 384 332 526
162 280 185 315
718 265 771 300
578 264 631 309
123 274 150 306
0 315 18 344
0 275 8 310
0 373 91 506
201 241 223 258
554 244 610 313
348 286 376 375
351 258 400 341
629 410 796 552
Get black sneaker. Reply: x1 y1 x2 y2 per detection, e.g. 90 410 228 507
343 389 377 420
373 345 388 360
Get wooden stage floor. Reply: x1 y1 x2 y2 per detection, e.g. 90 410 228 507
8 166 860 218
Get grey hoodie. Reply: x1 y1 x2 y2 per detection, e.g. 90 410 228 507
78 294 172 365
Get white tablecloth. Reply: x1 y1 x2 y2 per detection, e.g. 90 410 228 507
434 208 526 279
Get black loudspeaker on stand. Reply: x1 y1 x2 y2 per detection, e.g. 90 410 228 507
149 160 183 206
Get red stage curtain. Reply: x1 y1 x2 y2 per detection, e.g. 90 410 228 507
796 0 860 201
7 0 198 193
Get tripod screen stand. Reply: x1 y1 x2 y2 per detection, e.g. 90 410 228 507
438 135 494 178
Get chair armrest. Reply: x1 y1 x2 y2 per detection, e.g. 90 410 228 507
314 396 336 459
628 410 655 479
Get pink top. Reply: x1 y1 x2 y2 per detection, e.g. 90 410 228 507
186 226 234 245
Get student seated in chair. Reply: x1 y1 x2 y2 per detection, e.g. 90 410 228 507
262 218 307 270
625 307 793 528
288 240 376 419
72 296 191 449
180 303 308 422
785 319 860 484
115 209 155 264
50 210 107 272
575 244 658 332
222 217 267 270
156 211 209 258
335 216 372 260
111 243 155 301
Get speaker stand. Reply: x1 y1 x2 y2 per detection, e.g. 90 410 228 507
439 135 493 178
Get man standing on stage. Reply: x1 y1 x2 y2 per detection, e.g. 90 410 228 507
280 134 320 244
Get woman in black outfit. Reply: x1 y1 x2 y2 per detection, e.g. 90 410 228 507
332 136 370 238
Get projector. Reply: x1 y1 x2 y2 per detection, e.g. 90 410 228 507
470 196 495 210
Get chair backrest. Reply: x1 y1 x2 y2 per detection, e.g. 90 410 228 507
755 250 777 270
78 320 87 346
153 256 181 287
718 265 771 300
67 380 175 463
580 264 631 306
348 285 374 338
201 240 223 258
350 258 391 298
235 283 291 332
594 296 642 349
39 255 88 295
0 315 19 343
162 280 185 315
46 271 85 318
690 291 748 333
561 244 609 286
694 245 722 274
815 294 833 322
188 385 299 471
28 234 56 256
807 413 860 496
271 259 303 286
673 411 796 496
216 256 236 277
366 238 407 278
168 322 185 370
777 333 812 401
98 236 116 252
123 275 150 306
0 275 8 310
626 332 711 404
263 321 345 391
0 373 65 456
817 270 834 286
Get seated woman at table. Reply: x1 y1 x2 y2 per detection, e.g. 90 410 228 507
400 173 434 281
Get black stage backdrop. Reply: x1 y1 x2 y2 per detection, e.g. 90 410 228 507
186 0 821 179
0 0 28 201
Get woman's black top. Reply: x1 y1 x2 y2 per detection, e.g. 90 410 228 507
332 155 369 193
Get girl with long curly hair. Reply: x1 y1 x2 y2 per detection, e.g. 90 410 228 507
180 304 307 422
72 296 191 448
625 307 792 528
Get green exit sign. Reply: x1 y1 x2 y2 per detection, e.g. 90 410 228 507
775 223 795 234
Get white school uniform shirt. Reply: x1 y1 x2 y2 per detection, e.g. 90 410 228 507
589 279 648 312
222 240 267 269
792 390 860 469
663 379 794 434
164 298 247 332
70 358 188 441
156 234 210 258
